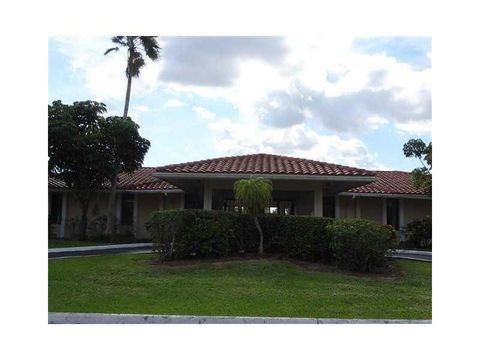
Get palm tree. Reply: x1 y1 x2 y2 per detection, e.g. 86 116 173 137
104 36 161 235
234 177 273 255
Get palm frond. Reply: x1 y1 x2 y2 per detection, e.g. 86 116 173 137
126 52 146 77
139 36 161 60
111 36 128 46
104 47 119 55
234 177 273 215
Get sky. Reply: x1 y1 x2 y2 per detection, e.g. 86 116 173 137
48 36 431 171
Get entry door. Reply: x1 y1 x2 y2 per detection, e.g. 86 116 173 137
386 198 399 229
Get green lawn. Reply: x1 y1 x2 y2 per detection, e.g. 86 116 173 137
48 254 431 319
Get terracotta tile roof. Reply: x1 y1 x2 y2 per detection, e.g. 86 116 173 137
49 156 428 196
49 167 179 191
155 153 376 177
347 170 427 195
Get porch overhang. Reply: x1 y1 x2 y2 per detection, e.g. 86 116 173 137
153 172 377 195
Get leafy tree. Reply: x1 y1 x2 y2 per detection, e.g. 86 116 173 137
234 177 273 255
100 116 151 235
403 138 432 195
104 36 161 234
48 100 111 240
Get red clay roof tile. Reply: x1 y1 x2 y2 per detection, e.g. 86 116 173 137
347 171 426 195
155 153 376 177
49 154 429 196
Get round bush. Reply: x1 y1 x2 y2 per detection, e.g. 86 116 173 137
404 217 432 249
327 219 398 273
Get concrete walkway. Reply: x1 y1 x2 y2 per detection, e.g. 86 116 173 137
48 312 431 324
48 243 153 258
389 249 432 262
49 243 432 261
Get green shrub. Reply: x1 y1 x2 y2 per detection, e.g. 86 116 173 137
146 210 334 262
327 219 398 273
146 210 239 260
404 217 432 249
285 216 334 262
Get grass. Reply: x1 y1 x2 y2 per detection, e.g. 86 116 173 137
48 254 431 319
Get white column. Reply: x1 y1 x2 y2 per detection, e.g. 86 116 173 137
59 192 68 238
399 198 405 230
115 193 122 226
334 195 340 219
354 196 361 218
382 198 387 224
159 193 164 210
179 193 185 210
133 193 138 237
203 182 212 210
313 184 323 217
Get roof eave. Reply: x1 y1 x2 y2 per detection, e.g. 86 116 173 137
339 191 431 199
153 172 377 182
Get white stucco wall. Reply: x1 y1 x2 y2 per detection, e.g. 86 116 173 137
404 198 432 224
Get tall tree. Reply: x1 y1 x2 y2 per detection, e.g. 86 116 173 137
403 138 432 195
99 116 150 235
48 100 111 240
234 177 273 255
104 36 161 234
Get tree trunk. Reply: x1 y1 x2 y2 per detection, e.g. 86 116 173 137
123 74 132 119
254 215 264 255
79 199 90 241
105 172 118 235
106 48 132 235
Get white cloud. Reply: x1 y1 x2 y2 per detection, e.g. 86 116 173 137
159 35 430 138
395 120 432 135
193 106 216 121
52 36 431 168
133 105 150 112
207 120 382 169
366 116 389 130
164 98 185 108
52 36 163 102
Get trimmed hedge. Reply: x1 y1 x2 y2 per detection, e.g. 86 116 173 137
146 210 397 273
146 210 333 262
327 219 398 272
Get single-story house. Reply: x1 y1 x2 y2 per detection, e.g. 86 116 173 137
48 153 432 239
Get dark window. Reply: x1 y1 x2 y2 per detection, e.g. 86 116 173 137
121 194 134 225
387 198 399 229
224 199 293 215
323 196 336 218
50 193 62 224
185 192 203 209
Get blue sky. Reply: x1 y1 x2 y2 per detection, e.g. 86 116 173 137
48 36 431 170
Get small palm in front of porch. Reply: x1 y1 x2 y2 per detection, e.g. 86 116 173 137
234 177 273 255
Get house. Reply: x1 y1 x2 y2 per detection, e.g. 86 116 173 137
48 153 432 239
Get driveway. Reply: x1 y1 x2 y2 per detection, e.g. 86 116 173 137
49 244 432 262
48 243 153 258
389 249 432 262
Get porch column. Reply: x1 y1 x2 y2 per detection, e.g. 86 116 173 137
159 193 165 210
382 198 387 224
59 192 68 238
133 193 138 237
179 193 185 209
334 195 341 219
354 196 361 218
115 193 122 226
398 198 405 228
313 185 323 217
203 182 212 210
